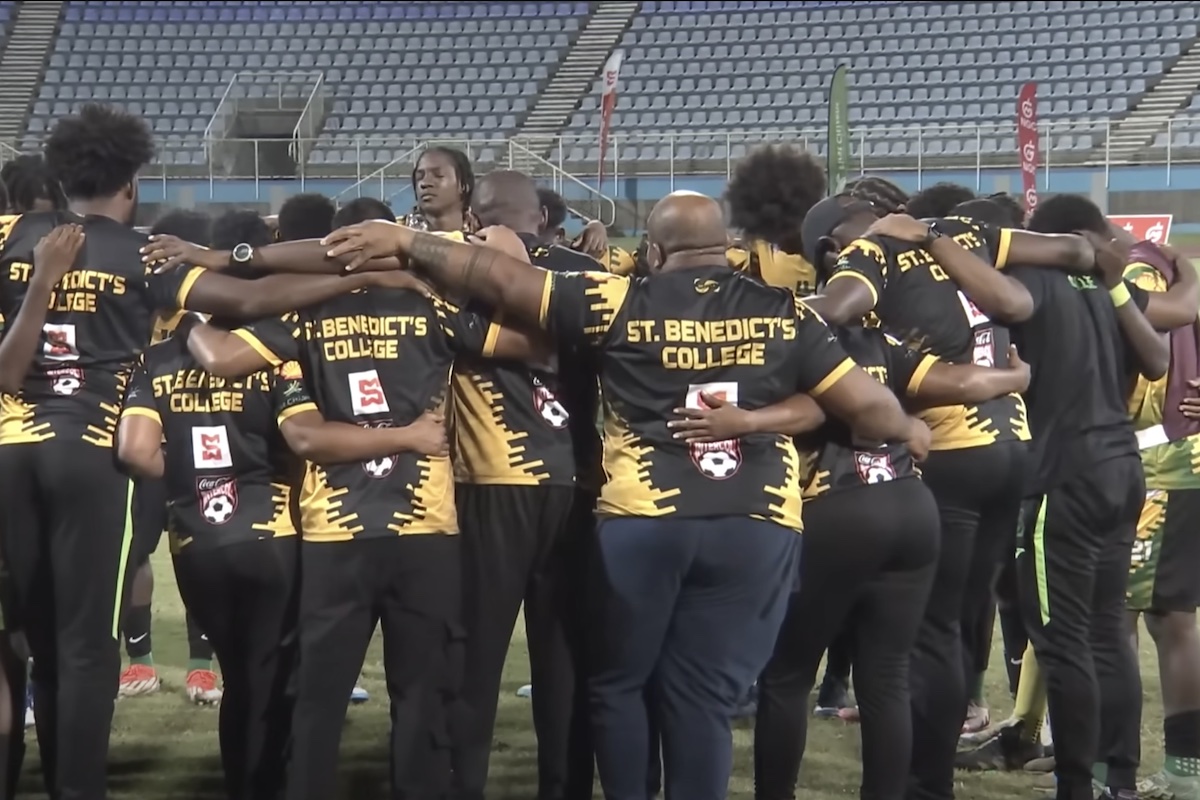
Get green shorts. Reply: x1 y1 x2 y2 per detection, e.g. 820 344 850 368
1128 489 1200 612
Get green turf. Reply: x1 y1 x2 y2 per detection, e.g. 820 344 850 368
17 547 1169 798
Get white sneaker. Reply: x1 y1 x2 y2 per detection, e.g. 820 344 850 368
517 684 533 698
350 685 369 704
185 669 222 706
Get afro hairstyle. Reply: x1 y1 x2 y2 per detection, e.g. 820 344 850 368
333 197 396 227
844 175 909 214
1026 194 1108 236
904 182 978 220
538 187 568 233
277 193 336 242
1 154 64 212
150 210 212 246
43 103 155 200
725 142 827 248
949 199 1014 230
211 210 273 251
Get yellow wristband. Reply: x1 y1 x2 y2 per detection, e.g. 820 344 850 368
1110 283 1131 308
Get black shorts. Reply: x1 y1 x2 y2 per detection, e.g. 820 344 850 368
1128 488 1200 612
132 477 169 566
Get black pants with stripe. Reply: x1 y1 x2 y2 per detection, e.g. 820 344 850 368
755 479 939 800
287 534 463 800
0 442 135 800
1017 455 1144 800
451 483 588 800
174 536 298 800
906 440 1027 800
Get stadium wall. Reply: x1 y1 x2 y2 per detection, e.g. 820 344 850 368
136 164 1200 232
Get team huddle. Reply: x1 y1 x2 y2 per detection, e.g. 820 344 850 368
0 102 1192 800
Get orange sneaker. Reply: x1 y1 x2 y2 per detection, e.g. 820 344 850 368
186 669 222 706
117 663 160 698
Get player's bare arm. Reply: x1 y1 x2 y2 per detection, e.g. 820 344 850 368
116 413 165 479
279 409 448 464
667 391 826 443
906 345 1033 408
0 224 85 395
185 322 273 379
142 234 407 276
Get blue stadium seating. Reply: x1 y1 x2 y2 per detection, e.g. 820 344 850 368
19 1 1200 174
561 0 1198 168
27 1 587 168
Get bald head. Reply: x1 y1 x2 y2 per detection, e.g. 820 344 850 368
646 191 728 258
473 170 542 233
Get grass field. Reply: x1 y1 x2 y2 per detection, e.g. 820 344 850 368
11 547 1173 799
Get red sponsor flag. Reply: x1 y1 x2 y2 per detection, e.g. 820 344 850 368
597 50 624 189
1107 214 1173 245
1017 83 1039 218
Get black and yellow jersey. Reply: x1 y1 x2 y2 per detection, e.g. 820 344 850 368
539 264 855 531
827 216 1029 451
798 327 931 499
232 288 490 541
120 336 309 551
604 245 636 276
727 239 818 296
0 212 183 448
450 234 576 487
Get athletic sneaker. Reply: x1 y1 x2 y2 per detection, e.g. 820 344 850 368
1139 770 1200 800
117 663 160 697
956 719 1044 771
813 674 850 719
185 669 222 706
516 684 533 698
23 683 33 729
350 685 369 704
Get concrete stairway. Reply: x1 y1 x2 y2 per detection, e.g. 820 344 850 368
0 0 63 147
1101 36 1200 162
516 1 641 142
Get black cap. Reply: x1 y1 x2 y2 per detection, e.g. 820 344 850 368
801 196 874 267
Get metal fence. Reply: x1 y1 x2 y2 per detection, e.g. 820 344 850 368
129 115 1200 190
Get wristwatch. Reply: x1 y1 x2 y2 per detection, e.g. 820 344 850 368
922 221 946 248
230 242 255 266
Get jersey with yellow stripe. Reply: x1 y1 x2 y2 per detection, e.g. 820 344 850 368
827 216 1029 451
231 287 490 541
797 327 930 499
0 212 183 448
727 239 819 296
1124 261 1200 490
539 263 855 531
120 335 308 551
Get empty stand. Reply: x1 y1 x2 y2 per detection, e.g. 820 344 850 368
28 1 590 172
561 0 1199 170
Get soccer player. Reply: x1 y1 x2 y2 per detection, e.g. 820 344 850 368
670 309 1031 800
796 188 1098 800
536 186 569 245
119 209 219 704
276 193 336 244
1124 239 1200 800
903 182 978 220
0 154 65 214
321 191 919 799
449 170 593 800
412 146 475 235
116 320 447 799
333 197 396 227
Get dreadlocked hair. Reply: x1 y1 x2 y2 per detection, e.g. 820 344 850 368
43 103 154 200
413 146 476 210
1 154 64 212
844 176 909 214
725 142 826 247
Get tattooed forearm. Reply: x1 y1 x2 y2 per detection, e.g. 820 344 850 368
407 231 502 303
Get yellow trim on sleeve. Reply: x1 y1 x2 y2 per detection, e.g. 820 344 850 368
809 357 856 398
825 270 879 307
175 266 207 308
231 328 284 367
906 355 939 396
995 228 1014 270
120 406 161 425
537 272 554 328
481 311 504 358
276 402 318 426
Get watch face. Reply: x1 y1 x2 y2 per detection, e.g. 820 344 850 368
233 243 253 263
